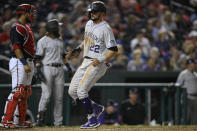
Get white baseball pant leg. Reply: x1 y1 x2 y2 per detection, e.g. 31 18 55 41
38 66 54 112
68 59 109 100
53 67 64 126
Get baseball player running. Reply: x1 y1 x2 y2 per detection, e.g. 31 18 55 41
0 4 36 128
67 1 118 129
35 19 71 126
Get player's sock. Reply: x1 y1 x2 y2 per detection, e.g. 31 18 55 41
80 97 93 114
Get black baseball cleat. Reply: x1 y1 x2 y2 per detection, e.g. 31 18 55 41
36 111 46 126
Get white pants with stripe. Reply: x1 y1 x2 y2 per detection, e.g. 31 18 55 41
68 58 109 100
3 58 34 124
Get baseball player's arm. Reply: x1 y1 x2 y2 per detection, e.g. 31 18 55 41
63 58 73 79
66 41 84 58
92 46 118 67
10 27 31 73
175 72 185 87
63 53 72 72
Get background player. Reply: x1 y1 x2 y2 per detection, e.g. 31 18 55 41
67 1 118 129
176 58 197 124
0 4 36 128
35 19 71 126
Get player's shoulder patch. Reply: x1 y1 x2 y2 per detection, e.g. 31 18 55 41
110 40 116 45
15 24 27 37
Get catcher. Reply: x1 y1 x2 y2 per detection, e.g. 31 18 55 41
0 4 36 128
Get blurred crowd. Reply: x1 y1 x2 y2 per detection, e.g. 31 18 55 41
0 0 197 72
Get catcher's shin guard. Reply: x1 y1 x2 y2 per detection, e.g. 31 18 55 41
18 99 27 124
2 99 18 122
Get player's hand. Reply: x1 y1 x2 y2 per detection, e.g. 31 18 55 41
24 65 31 73
91 59 100 67
66 51 72 59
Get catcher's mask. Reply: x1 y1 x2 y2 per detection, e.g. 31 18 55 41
16 4 37 23
46 19 62 38
87 1 106 20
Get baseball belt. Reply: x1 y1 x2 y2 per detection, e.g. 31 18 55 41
46 63 62 67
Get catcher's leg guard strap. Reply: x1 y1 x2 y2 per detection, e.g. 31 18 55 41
13 84 25 100
18 99 27 124
25 85 32 98
2 99 18 122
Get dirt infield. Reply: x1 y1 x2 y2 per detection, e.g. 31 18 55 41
0 126 197 131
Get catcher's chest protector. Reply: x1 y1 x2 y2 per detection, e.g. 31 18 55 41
15 22 36 57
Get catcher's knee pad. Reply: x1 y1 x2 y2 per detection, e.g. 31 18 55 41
2 99 18 122
68 88 78 100
18 99 27 124
13 84 25 100
77 88 88 100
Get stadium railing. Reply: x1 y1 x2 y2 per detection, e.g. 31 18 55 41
0 83 187 126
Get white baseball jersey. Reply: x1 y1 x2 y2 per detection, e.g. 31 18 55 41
36 36 65 65
176 69 197 99
68 20 117 100
84 20 117 58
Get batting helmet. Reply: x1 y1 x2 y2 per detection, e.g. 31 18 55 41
46 19 62 38
87 1 106 13
16 4 36 22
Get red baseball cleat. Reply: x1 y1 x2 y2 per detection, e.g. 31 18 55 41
15 121 33 128
0 121 16 128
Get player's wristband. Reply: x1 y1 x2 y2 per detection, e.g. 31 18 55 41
98 55 106 62
19 58 28 65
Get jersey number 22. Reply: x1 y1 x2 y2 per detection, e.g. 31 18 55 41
90 45 100 53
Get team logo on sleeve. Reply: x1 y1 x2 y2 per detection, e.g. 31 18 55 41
110 40 115 45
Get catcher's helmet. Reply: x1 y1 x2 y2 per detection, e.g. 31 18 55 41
16 4 36 22
87 1 106 13
46 19 62 37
